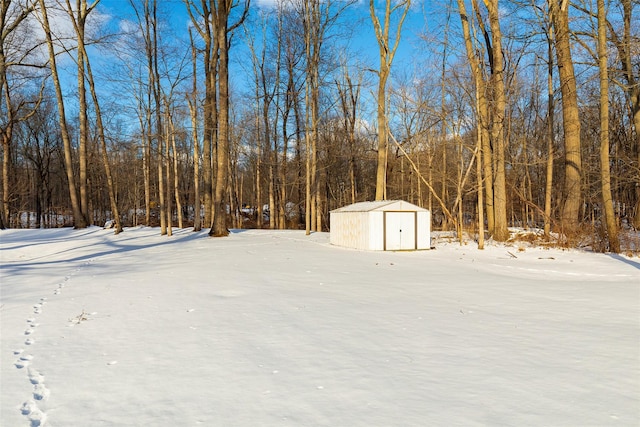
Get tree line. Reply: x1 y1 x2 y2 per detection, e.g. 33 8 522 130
1 0 638 253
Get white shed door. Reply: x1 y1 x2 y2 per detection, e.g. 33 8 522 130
385 212 416 250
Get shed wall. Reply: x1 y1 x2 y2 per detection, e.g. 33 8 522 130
369 211 385 250
329 211 370 250
416 210 431 249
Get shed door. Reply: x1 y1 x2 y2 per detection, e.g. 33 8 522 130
384 211 416 250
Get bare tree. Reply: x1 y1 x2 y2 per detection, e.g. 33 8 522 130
607 0 639 229
185 0 217 228
65 0 123 233
188 28 201 231
1 0 42 228
335 60 363 205
549 0 582 235
481 0 509 241
209 0 249 237
543 15 555 239
303 0 320 232
62 0 91 223
37 0 87 228
596 0 619 251
370 0 410 201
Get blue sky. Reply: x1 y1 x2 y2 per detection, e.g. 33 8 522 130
94 0 444 82
51 0 453 133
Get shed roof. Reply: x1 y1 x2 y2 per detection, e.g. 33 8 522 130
331 200 428 213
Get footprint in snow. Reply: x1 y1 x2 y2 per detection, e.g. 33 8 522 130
33 383 50 401
28 368 45 385
15 354 33 369
20 400 47 426
33 303 43 315
25 338 35 345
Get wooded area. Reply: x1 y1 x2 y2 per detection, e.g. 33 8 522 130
1 0 638 253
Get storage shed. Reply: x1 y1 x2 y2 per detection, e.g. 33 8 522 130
330 200 431 251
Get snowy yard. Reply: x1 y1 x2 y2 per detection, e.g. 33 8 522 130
1 226 639 426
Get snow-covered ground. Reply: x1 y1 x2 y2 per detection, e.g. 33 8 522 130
1 226 639 426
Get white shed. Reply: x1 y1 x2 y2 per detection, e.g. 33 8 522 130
330 200 431 251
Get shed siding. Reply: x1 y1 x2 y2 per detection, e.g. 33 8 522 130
417 211 431 249
329 211 370 250
369 211 384 250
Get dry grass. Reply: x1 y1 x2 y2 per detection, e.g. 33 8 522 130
434 226 640 257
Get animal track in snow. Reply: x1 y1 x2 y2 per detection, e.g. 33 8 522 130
15 354 33 369
20 400 47 426
33 383 50 401
25 317 38 335
28 367 45 385
16 260 97 425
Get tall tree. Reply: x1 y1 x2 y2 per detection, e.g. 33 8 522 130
301 0 350 231
37 0 87 228
185 0 216 228
597 0 619 252
544 21 555 239
549 0 582 235
370 0 410 201
607 0 639 229
66 0 123 233
65 0 91 223
481 0 509 241
188 28 201 231
209 0 249 237
1 0 40 228
457 0 494 236
303 0 320 232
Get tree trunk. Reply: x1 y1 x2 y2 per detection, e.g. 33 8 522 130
210 0 236 237
37 0 86 228
457 0 493 236
170 112 183 229
370 0 410 201
72 0 89 224
78 16 123 234
544 26 555 238
597 0 619 252
484 0 509 241
476 108 485 250
185 0 216 228
148 0 165 235
165 107 172 236
550 0 582 235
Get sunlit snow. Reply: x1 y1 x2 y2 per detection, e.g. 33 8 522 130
1 227 639 426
